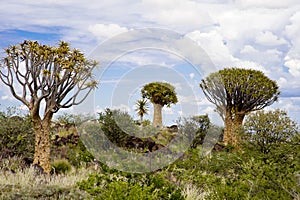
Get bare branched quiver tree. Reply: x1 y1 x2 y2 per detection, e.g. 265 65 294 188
200 68 280 147
0 40 98 173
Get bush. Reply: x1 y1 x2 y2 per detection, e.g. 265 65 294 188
77 171 183 200
177 115 212 149
51 159 72 174
98 108 136 147
170 142 300 199
242 109 299 154
0 107 34 158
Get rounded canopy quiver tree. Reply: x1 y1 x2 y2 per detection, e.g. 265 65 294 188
200 68 280 147
141 82 178 127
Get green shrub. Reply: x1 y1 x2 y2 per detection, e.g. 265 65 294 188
51 159 72 174
77 171 183 200
98 108 137 147
242 109 298 154
0 107 34 158
65 139 94 168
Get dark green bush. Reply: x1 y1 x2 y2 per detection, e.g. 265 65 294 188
98 108 137 147
65 139 94 168
51 159 72 174
77 171 183 200
0 107 34 158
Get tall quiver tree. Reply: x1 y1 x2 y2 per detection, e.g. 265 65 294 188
200 68 280 147
0 40 98 173
141 82 178 127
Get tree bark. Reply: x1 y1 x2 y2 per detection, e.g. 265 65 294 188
223 112 233 145
223 112 245 148
32 112 53 173
153 103 163 127
231 113 245 147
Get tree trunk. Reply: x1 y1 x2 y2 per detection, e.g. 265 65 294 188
153 103 163 127
140 115 143 127
223 112 245 148
223 112 233 145
231 114 245 147
32 113 53 173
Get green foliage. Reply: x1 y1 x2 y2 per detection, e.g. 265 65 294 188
170 140 300 199
135 99 149 123
77 171 183 200
141 82 178 106
51 159 72 174
0 107 34 158
98 108 137 147
190 115 210 148
66 139 95 168
242 109 299 154
200 68 280 117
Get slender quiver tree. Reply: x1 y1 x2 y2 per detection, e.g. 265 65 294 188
141 82 178 127
0 40 98 173
135 99 149 126
200 68 280 147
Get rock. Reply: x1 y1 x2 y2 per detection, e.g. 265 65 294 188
22 157 33 167
212 143 226 152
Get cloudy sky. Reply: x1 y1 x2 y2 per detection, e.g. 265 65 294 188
0 0 300 126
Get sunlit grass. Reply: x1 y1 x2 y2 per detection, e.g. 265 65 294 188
182 183 210 200
0 166 93 187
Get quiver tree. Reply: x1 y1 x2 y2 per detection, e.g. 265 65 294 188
200 68 280 147
0 40 98 173
141 82 178 127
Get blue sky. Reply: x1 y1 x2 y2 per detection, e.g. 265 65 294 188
0 0 300 127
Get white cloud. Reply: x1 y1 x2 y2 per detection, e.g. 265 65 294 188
235 0 300 9
240 45 282 66
88 24 129 40
189 73 195 79
255 31 288 46
186 30 267 72
1 95 9 100
140 0 216 30
284 58 300 77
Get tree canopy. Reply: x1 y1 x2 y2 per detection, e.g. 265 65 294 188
0 40 98 116
141 82 178 107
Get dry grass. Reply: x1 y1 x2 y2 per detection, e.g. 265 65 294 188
0 166 93 188
182 183 210 200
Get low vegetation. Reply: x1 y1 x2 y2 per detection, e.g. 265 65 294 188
0 107 299 199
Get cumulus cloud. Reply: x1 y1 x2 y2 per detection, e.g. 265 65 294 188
140 0 216 31
88 24 129 40
255 31 288 46
284 57 300 77
186 30 266 72
240 45 283 66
